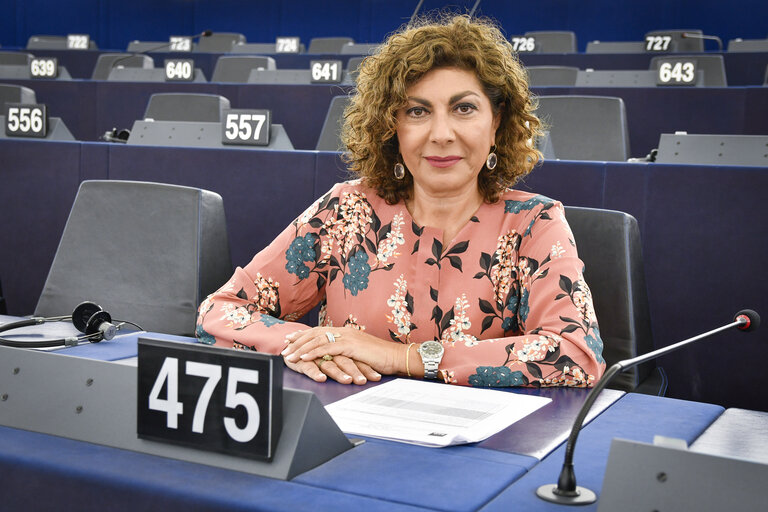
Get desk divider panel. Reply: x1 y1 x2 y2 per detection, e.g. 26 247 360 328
0 342 353 480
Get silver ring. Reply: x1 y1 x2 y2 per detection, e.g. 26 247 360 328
325 332 338 343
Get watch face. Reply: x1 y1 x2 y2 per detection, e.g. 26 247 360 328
420 341 444 357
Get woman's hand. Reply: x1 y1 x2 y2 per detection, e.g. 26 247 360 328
282 327 405 378
283 352 382 385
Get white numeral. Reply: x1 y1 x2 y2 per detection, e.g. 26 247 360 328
312 62 339 81
7 107 19 131
148 357 184 429
185 361 222 434
223 368 261 443
224 114 267 140
659 62 695 83
511 37 535 52
646 35 672 51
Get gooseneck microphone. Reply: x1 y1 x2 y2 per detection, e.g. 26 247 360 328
468 0 483 17
536 309 760 505
111 30 213 69
681 31 724 51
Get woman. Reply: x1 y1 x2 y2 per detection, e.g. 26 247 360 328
196 15 605 388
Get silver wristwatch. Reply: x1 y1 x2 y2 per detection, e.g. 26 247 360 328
417 340 445 379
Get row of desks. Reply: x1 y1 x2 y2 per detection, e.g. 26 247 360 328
1 139 766 411
2 76 768 156
5 47 768 86
0 318 738 510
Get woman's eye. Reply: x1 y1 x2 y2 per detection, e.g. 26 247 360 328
407 107 427 117
455 103 477 114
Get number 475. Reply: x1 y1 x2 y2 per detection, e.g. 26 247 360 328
148 357 261 443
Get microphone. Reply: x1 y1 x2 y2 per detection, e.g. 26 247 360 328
111 30 213 69
407 0 425 27
681 31 723 51
536 309 760 505
468 0 483 17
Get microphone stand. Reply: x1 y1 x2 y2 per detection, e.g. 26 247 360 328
536 310 759 505
682 32 723 52
111 30 212 69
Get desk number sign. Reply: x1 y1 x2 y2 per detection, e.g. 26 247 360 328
310 60 343 83
222 109 271 146
30 57 59 79
5 103 48 138
137 338 282 460
276 37 300 54
645 35 672 52
511 36 536 52
656 59 698 85
169 36 193 52
164 59 195 81
67 34 90 50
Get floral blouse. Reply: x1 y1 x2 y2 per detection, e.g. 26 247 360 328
196 180 605 388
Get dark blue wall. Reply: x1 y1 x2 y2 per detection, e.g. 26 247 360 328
1 0 766 52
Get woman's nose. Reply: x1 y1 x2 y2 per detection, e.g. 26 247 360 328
429 112 455 144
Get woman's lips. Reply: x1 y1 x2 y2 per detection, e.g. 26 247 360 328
425 156 462 168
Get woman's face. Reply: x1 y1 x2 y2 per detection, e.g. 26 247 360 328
395 67 500 198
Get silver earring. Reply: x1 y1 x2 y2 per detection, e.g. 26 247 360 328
486 146 498 170
394 162 405 180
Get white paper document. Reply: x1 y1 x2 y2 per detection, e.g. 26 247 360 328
325 378 551 447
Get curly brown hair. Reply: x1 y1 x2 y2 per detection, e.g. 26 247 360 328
340 14 543 204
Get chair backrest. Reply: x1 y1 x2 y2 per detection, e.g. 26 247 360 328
0 51 33 66
564 206 655 392
316 95 351 151
645 29 704 52
26 35 98 50
34 180 232 336
0 84 36 107
526 66 579 86
585 41 646 54
91 53 154 80
339 43 379 55
575 70 660 88
144 93 230 122
197 32 246 53
524 31 577 53
211 56 277 83
649 54 727 86
308 37 354 53
535 95 630 161
346 56 365 81
727 38 768 52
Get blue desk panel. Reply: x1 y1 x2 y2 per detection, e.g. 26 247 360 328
14 48 768 86
481 393 724 511
2 77 766 155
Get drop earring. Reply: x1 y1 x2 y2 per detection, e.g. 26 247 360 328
394 162 405 180
486 146 498 171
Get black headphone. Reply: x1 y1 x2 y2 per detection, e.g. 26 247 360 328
0 301 123 348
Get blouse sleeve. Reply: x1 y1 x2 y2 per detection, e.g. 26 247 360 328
439 200 606 388
195 185 341 354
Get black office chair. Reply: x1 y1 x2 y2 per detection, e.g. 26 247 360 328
308 37 354 53
645 29 704 52
0 84 36 107
316 95 351 151
649 54 728 86
564 206 665 394
526 66 579 86
143 93 231 122
34 180 232 336
524 31 577 53
535 95 630 161
211 56 277 83
91 53 154 80
197 32 246 53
